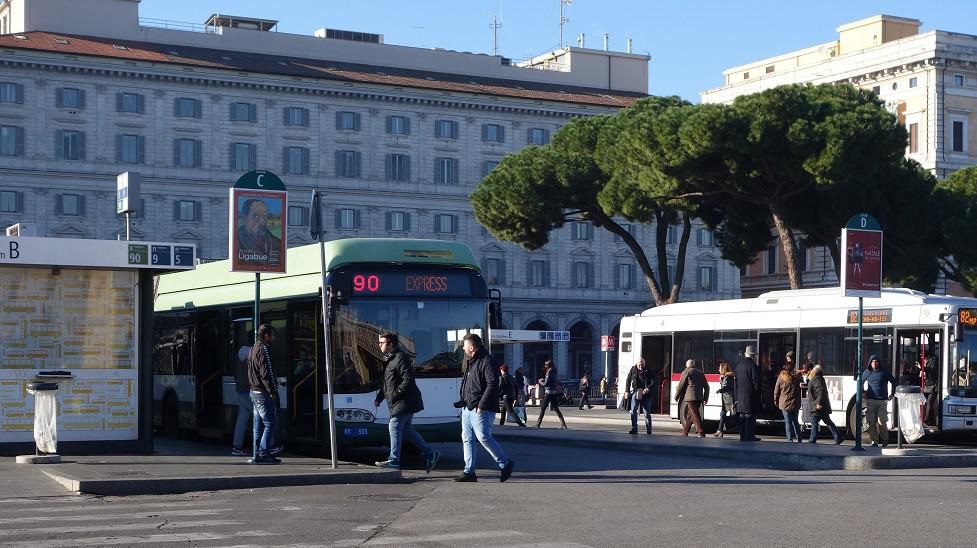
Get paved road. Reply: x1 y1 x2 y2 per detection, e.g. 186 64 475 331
2 440 975 547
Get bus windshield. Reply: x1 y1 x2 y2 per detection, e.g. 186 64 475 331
330 297 487 393
952 330 977 389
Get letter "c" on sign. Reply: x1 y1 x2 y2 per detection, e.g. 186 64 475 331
256 174 265 187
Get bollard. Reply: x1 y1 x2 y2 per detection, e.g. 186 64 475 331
16 381 62 464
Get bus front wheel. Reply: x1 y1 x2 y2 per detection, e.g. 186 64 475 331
846 402 869 442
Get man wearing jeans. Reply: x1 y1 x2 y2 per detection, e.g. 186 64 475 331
247 324 281 464
625 358 655 435
861 354 897 447
454 333 514 483
374 332 441 473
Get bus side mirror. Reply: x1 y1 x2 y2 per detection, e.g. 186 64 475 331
954 322 964 342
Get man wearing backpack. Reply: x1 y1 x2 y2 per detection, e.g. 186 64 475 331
498 364 527 427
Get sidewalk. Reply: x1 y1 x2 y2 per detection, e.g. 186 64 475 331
500 405 977 471
1 438 399 497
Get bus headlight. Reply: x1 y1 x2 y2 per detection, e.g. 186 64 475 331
335 409 374 422
948 405 976 415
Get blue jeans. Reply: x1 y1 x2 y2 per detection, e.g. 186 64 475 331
460 408 508 475
233 390 252 449
630 393 652 434
251 391 277 457
808 412 842 443
782 409 801 441
387 413 434 465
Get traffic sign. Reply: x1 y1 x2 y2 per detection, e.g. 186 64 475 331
233 170 286 190
600 335 616 351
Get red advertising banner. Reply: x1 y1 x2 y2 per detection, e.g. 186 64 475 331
229 188 287 273
840 227 882 298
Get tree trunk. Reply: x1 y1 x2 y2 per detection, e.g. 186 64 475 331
667 214 693 304
590 210 665 306
769 202 803 289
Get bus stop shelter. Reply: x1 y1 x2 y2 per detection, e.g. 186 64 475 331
0 236 195 456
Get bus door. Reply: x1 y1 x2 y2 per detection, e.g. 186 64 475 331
195 310 224 438
895 329 941 429
640 335 671 413
757 332 796 418
226 315 253 439
286 302 321 441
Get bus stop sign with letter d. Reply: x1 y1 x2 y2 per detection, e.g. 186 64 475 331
840 213 882 298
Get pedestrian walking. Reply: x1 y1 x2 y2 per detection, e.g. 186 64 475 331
807 364 844 444
734 345 762 442
247 324 282 464
231 339 252 456
713 361 734 437
514 367 527 407
675 359 709 437
454 333 514 483
498 364 527 427
535 360 568 429
773 353 803 442
578 370 594 409
861 354 897 447
373 332 441 472
624 358 655 435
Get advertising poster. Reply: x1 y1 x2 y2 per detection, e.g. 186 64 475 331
229 188 287 273
840 227 882 298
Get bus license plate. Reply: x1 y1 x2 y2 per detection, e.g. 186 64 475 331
343 427 368 437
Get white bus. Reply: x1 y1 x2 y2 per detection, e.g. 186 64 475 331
617 287 977 437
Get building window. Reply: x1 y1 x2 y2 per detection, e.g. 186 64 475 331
527 128 550 145
765 65 775 74
871 85 881 95
797 241 808 271
336 111 361 131
484 257 503 285
528 259 549 287
435 119 458 139
283 146 310 175
230 102 257 122
952 120 966 153
0 190 21 213
482 160 499 177
699 266 716 291
908 123 918 154
615 223 636 242
0 126 24 156
56 87 85 109
55 130 85 160
116 134 145 164
174 200 199 222
116 92 144 113
954 74 965 87
666 224 677 245
766 245 777 275
230 142 257 171
57 194 84 216
435 213 458 234
284 106 309 127
336 208 360 230
387 211 410 232
335 150 362 178
0 82 24 104
287 205 309 227
435 157 459 184
482 123 505 143
572 222 591 241
909 77 918 88
174 138 202 168
698 228 714 247
386 154 411 181
174 97 202 118
386 115 410 135
616 263 634 290
572 261 593 288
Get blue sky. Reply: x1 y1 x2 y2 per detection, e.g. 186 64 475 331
138 1 975 102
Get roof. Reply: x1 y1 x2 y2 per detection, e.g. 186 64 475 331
0 31 646 108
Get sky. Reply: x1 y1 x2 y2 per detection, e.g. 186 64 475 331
137 1 977 102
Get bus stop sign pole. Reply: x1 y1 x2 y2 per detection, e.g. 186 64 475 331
311 190 338 469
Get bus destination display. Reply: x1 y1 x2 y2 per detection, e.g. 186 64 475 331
959 308 977 329
349 271 472 297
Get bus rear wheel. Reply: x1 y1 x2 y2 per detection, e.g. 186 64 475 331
846 402 869 442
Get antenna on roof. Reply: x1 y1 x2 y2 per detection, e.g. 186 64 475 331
560 0 572 48
490 16 502 56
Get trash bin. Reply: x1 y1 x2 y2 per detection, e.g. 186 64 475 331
896 385 926 444
26 381 60 455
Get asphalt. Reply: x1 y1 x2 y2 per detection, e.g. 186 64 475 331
4 406 977 497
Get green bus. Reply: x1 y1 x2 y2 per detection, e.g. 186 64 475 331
153 238 492 449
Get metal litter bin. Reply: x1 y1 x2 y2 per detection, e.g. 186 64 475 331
20 381 61 463
895 385 925 445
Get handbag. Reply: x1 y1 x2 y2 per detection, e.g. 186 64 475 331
622 393 632 411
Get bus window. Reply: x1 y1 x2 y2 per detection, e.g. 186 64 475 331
844 327 892 376
799 328 844 375
675 331 713 373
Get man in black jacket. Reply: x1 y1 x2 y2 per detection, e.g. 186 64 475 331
374 332 441 473
454 333 514 483
734 345 762 442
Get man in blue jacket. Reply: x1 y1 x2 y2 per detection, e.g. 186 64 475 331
454 333 514 483
862 354 897 447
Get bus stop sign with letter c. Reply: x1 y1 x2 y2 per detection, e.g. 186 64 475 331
840 213 882 298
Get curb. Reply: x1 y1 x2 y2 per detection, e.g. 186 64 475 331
41 467 401 496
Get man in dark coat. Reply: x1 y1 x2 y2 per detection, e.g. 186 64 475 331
374 332 440 473
734 345 762 442
454 333 514 482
